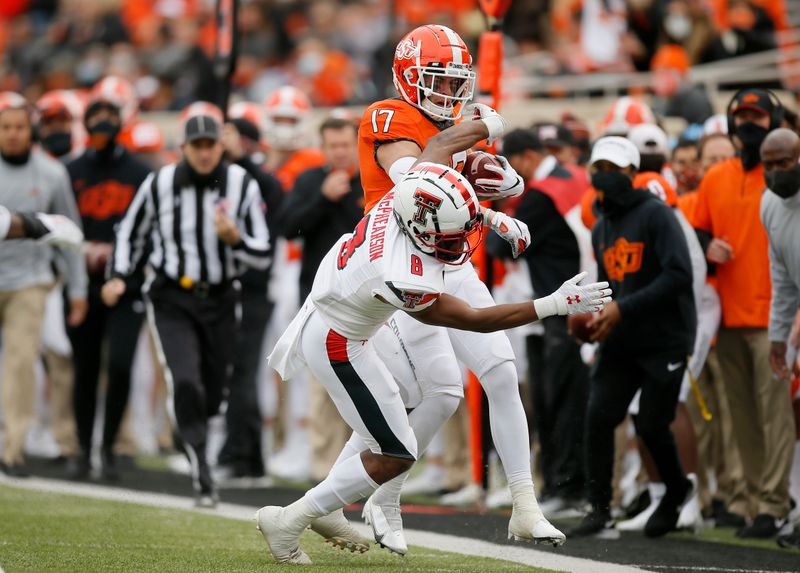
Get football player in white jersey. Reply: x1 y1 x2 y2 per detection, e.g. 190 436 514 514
355 25 563 554
256 116 612 564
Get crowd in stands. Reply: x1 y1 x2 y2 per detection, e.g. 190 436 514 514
0 0 793 110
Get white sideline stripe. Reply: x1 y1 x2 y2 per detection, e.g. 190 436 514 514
651 565 795 573
2 476 650 573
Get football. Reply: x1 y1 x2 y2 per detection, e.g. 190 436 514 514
462 150 503 195
567 312 597 343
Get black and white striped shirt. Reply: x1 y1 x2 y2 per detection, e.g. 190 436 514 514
110 160 270 285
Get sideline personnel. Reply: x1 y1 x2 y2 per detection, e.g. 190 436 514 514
102 113 270 506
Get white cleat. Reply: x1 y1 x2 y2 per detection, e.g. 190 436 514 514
617 483 664 532
255 506 312 564
309 508 371 553
362 497 407 556
677 474 704 533
508 506 567 546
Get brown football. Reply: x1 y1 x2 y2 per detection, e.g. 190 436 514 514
462 150 503 195
567 312 597 343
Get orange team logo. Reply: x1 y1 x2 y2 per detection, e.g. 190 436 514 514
742 93 760 103
603 237 644 281
395 38 419 61
412 189 442 224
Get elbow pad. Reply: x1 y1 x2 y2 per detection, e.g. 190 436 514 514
388 156 418 185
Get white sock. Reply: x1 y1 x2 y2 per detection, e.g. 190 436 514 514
330 432 368 469
371 393 459 507
305 453 379 515
648 482 667 504
510 481 542 513
480 362 534 486
789 442 800 510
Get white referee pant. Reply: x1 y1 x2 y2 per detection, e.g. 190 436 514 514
300 310 417 461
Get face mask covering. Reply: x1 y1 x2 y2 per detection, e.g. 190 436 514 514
736 122 769 170
664 14 692 41
87 119 120 154
765 164 800 199
42 132 72 157
592 170 633 213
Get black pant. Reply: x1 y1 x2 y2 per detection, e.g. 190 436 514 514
69 290 144 455
217 287 272 476
584 350 686 509
147 282 236 467
527 316 589 500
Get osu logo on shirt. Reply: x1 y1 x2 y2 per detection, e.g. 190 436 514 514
76 181 136 220
603 237 644 281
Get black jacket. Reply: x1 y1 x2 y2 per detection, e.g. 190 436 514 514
593 188 695 356
67 146 151 292
279 166 364 302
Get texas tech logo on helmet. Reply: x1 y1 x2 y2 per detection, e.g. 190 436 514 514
412 189 443 225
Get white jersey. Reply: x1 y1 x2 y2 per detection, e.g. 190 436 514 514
310 190 445 340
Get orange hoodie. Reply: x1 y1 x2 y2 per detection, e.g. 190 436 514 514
691 158 771 328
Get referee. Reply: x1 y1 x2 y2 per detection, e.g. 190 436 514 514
102 113 270 506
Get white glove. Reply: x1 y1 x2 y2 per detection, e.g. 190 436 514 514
35 213 84 250
463 102 507 144
474 155 525 200
484 208 530 259
533 271 612 318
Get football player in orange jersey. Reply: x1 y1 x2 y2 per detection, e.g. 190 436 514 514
310 24 564 554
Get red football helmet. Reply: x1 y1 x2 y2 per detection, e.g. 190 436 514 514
262 86 312 150
392 25 475 121
91 76 139 125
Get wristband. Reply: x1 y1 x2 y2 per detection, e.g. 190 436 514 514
480 115 505 141
533 295 558 319
17 211 49 240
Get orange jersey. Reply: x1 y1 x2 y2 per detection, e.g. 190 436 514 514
634 172 678 207
359 98 466 213
274 148 326 192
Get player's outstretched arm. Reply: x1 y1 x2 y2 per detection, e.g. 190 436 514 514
413 272 612 333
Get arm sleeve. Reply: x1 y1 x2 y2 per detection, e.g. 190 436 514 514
109 172 155 279
50 165 88 299
616 204 694 319
278 171 329 239
231 178 271 270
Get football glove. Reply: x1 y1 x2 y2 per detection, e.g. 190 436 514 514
474 155 525 200
533 271 612 318
19 212 84 250
483 208 530 259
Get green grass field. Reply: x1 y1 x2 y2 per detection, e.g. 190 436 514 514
0 485 560 573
